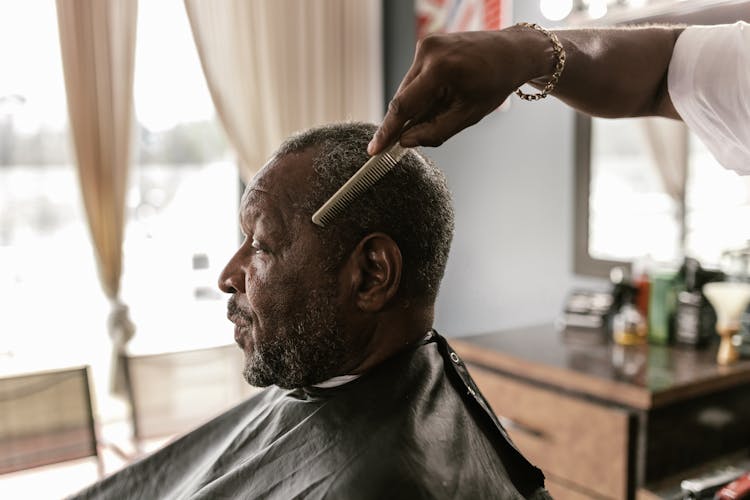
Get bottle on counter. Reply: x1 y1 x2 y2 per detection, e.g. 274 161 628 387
631 257 653 323
720 242 750 341
675 258 721 347
612 284 648 346
610 266 648 379
649 267 677 345
606 266 629 338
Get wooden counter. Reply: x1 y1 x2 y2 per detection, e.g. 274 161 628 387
451 324 750 410
449 325 750 499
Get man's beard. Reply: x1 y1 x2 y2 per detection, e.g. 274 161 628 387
234 283 349 389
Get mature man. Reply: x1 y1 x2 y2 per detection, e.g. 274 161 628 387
75 123 549 499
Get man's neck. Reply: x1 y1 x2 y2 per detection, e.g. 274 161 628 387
345 305 434 375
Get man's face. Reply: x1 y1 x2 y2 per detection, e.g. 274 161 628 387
219 149 350 388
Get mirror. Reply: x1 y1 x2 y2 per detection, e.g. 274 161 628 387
575 115 750 277
573 0 750 278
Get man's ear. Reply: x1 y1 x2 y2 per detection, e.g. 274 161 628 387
343 233 402 312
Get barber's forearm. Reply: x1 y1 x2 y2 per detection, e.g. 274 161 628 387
369 24 686 154
539 27 684 119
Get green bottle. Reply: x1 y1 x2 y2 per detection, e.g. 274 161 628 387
649 270 677 345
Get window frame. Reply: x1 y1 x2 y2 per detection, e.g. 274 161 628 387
572 0 750 278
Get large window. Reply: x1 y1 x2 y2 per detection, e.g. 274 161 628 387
124 0 237 354
0 0 105 362
576 115 750 277
0 0 238 399
571 0 750 278
684 136 750 264
587 117 681 264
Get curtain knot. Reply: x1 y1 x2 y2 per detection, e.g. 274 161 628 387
108 298 136 352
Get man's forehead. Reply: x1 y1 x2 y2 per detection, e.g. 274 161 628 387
240 149 318 221
250 150 316 199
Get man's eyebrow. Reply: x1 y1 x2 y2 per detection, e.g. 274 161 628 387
239 214 291 243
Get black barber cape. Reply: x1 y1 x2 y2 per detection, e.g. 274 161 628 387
74 332 550 499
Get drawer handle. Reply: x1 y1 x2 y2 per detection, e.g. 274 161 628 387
499 416 548 440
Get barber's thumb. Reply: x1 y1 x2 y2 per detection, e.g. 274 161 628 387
368 128 389 155
367 136 378 155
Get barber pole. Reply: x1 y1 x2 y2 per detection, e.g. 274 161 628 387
416 0 511 38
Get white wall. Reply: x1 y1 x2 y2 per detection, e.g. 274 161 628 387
384 0 605 336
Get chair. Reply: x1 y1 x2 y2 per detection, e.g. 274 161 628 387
0 366 101 476
124 345 256 443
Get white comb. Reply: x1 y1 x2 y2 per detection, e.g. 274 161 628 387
311 143 409 227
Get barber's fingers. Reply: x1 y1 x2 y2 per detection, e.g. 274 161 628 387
398 106 486 148
368 63 421 154
394 55 423 97
368 72 441 155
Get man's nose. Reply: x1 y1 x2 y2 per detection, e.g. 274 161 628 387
218 252 246 295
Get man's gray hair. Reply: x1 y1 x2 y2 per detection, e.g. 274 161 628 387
276 122 454 303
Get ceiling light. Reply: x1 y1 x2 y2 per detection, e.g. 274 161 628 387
540 0 573 21
588 0 608 19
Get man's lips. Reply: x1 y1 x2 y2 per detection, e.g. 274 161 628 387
233 324 246 347
226 312 248 342
227 296 254 348
226 311 249 327
226 296 252 326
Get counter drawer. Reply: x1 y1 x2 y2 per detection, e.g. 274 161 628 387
468 365 632 499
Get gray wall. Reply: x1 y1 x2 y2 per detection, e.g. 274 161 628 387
384 0 604 336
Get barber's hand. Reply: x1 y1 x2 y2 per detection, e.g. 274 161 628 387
368 27 548 155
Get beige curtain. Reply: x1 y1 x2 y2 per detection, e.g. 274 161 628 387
184 0 383 181
56 0 138 395
640 118 690 246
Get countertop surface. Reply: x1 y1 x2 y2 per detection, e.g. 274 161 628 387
449 324 750 409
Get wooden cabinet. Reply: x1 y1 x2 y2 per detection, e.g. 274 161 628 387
471 366 632 498
450 325 750 500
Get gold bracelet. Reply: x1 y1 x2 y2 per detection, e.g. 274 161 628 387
514 22 566 101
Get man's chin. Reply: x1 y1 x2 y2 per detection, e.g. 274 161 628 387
242 363 275 388
241 354 330 389
242 352 298 389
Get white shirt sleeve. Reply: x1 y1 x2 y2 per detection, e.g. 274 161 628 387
668 22 750 175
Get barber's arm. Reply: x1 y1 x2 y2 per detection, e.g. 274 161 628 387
369 24 684 154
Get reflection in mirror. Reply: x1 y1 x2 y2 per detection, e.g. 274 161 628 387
588 117 684 264
570 0 750 278
685 135 750 264
576 115 750 277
